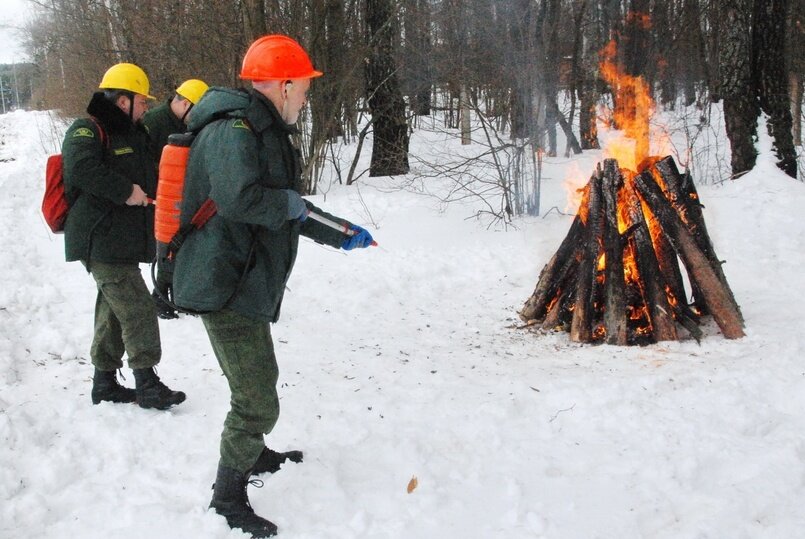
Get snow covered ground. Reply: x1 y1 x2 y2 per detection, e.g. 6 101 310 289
1 107 804 539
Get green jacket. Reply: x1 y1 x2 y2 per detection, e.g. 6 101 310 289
173 87 349 322
142 99 184 158
62 92 157 264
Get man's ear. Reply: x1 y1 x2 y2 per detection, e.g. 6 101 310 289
116 94 131 110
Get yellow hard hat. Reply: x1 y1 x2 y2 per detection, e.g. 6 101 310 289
99 63 154 98
175 79 209 105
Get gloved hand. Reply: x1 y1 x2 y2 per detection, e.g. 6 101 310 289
285 190 307 220
341 225 374 250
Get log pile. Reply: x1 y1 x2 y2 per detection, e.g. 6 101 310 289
520 156 744 345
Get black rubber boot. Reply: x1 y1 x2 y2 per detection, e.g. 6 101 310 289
91 368 136 405
132 367 186 410
209 463 278 538
252 446 304 476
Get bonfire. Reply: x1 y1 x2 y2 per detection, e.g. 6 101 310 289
519 41 744 346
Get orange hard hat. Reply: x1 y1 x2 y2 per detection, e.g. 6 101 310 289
240 34 323 81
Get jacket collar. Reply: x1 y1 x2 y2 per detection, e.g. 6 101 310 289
86 92 135 135
245 88 298 136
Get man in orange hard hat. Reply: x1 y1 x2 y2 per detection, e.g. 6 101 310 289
171 36 374 537
62 63 185 410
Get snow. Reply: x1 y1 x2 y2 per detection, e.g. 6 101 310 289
2 107 805 539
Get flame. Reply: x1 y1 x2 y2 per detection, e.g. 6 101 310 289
599 39 654 172
616 185 633 234
563 162 589 214
597 253 606 272
545 291 560 314
576 183 592 225
665 285 678 308
623 242 641 285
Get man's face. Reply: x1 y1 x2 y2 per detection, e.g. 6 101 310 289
280 78 311 124
173 96 193 124
117 93 149 123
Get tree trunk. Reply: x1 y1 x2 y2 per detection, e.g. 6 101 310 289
366 0 410 177
579 80 600 149
754 0 797 178
720 0 758 178
792 73 803 147
241 0 267 42
404 0 432 116
460 84 471 145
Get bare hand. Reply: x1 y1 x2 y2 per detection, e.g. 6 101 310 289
126 184 149 206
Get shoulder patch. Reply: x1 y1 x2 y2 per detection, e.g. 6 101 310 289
232 119 251 131
73 127 95 138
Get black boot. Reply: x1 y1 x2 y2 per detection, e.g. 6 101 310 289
132 367 186 410
91 368 136 405
252 446 304 476
209 463 278 538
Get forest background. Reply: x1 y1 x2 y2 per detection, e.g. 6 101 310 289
2 0 804 212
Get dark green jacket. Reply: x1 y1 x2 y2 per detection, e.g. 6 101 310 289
173 87 349 322
63 92 157 264
142 99 184 158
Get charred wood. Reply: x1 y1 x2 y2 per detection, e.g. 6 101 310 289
601 159 627 345
656 158 744 325
624 181 678 342
634 171 745 339
520 214 585 322
571 168 604 342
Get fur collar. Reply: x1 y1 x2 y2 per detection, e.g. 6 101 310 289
86 92 136 135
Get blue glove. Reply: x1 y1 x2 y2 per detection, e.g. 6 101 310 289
342 225 374 250
285 190 306 220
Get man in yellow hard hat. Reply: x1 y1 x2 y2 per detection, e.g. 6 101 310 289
144 78 209 156
61 62 185 410
143 78 209 319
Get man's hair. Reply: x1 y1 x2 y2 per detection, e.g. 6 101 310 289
103 89 133 102
252 80 282 92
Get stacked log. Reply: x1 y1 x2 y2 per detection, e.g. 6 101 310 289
520 156 744 345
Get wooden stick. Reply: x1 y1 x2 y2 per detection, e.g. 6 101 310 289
654 157 744 325
571 167 604 342
601 159 627 345
634 171 745 339
519 215 585 321
624 180 678 342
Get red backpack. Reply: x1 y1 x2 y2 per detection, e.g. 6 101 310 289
43 118 107 233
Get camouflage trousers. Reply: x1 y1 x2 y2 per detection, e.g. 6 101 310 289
201 309 280 473
85 261 161 371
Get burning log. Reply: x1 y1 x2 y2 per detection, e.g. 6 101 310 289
624 180 678 342
651 157 744 324
570 169 604 343
520 156 744 345
520 188 588 322
601 161 627 345
633 171 745 339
